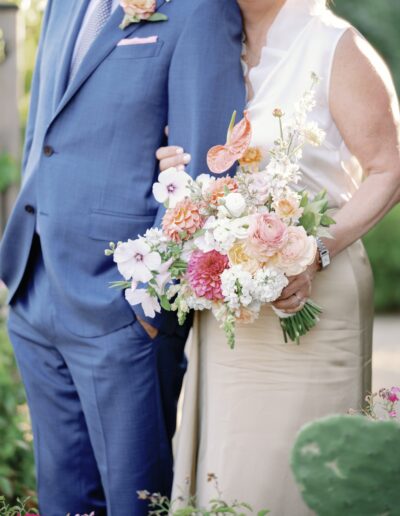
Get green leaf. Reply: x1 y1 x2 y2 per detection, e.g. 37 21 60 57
320 214 336 226
160 295 171 311
299 211 317 234
0 476 13 497
148 13 169 22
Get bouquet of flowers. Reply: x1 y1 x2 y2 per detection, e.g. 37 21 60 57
106 73 335 347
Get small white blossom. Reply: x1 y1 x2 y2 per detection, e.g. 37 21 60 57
125 288 161 318
186 296 212 311
252 268 288 303
152 167 191 208
114 238 161 282
304 121 326 147
144 227 168 251
224 192 247 217
221 266 255 310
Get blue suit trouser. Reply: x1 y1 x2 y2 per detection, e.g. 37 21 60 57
8 236 187 516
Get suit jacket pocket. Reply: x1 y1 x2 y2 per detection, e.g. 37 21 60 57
108 40 164 60
88 210 156 242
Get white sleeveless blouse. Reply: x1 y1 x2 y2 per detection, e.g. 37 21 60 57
247 0 359 209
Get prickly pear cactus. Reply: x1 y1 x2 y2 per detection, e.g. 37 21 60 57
291 415 400 516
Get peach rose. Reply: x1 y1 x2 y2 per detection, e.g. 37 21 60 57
277 226 317 276
120 0 156 20
246 213 288 261
274 196 303 221
228 242 259 274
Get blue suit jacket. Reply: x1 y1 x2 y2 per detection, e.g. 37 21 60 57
0 0 246 337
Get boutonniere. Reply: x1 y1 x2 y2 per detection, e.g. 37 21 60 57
120 0 168 30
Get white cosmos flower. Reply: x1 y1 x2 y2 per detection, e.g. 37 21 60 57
114 238 161 282
152 167 191 208
125 287 161 318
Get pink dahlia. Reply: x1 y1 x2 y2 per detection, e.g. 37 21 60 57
187 250 229 301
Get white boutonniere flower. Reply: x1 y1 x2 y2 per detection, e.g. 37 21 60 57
120 0 168 30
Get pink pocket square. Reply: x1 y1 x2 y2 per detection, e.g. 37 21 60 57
117 36 158 46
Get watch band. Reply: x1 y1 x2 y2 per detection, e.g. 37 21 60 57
316 237 330 269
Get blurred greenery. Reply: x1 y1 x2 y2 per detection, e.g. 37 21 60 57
0 288 36 501
0 154 18 193
333 0 400 92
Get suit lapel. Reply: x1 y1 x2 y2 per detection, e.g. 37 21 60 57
51 0 167 124
53 0 90 108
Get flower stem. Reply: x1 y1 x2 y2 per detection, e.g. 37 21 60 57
279 300 322 344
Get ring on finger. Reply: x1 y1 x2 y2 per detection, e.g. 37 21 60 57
294 293 306 307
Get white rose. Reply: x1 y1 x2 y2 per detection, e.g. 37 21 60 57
225 192 246 218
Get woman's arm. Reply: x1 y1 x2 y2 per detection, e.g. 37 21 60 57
274 29 400 313
327 28 400 257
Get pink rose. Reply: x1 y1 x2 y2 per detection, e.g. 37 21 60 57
246 213 288 261
277 226 317 276
120 0 156 20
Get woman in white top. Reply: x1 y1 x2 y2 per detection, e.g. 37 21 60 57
157 0 400 513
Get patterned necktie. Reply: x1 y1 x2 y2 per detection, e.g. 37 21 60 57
69 0 113 82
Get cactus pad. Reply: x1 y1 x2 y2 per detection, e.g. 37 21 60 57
291 415 400 516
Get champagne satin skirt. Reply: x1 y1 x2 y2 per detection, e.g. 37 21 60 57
172 240 374 516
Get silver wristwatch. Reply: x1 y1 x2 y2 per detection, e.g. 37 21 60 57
316 237 330 269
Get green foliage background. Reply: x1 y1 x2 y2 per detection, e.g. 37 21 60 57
0 0 399 503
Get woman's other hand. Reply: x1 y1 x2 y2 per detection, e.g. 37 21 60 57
156 145 191 172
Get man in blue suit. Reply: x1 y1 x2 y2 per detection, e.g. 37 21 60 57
0 0 245 514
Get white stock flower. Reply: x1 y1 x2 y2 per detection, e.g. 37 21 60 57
152 167 191 208
213 219 236 252
224 192 247 217
304 121 325 147
196 174 214 196
221 265 255 310
143 228 167 250
229 216 251 240
186 296 212 311
125 287 161 318
114 238 161 282
252 268 288 303
194 216 218 252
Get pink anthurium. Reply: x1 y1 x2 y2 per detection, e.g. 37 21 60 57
207 111 252 174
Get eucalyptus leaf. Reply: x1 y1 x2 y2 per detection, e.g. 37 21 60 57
148 13 169 22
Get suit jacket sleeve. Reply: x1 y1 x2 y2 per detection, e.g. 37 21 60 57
21 0 53 176
133 0 246 334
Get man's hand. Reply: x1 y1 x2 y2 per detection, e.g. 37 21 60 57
137 318 159 339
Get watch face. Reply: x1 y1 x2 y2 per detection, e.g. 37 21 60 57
321 254 330 268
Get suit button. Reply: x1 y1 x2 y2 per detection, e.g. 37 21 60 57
25 205 35 214
43 145 54 157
